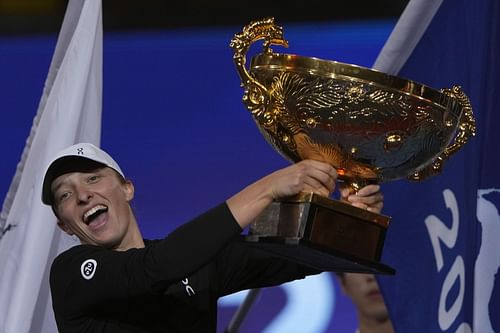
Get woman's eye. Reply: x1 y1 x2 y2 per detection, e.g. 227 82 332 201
59 192 70 202
88 175 100 183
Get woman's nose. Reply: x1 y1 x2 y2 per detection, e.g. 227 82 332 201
75 186 93 204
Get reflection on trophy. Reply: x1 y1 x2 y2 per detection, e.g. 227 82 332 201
230 18 476 274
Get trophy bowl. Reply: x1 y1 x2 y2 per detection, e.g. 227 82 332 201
230 18 475 274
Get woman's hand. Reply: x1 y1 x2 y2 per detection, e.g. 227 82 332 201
227 160 337 228
339 183 384 214
268 160 338 199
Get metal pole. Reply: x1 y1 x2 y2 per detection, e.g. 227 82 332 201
224 288 262 333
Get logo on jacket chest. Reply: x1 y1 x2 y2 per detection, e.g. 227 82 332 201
81 259 97 280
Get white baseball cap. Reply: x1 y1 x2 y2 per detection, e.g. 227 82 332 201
41 143 125 205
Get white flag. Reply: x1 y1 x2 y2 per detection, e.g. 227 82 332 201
372 0 443 75
0 0 103 332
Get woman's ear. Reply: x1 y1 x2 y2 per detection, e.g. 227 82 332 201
123 180 135 202
57 220 74 236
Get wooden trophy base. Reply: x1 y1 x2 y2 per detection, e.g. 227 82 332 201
242 192 395 275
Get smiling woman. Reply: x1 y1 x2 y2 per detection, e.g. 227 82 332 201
42 139 352 333
41 141 384 332
42 144 142 251
51 168 139 250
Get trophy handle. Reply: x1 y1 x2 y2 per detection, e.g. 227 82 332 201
230 17 288 126
410 85 476 180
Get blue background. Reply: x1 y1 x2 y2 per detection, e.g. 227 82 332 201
0 20 396 332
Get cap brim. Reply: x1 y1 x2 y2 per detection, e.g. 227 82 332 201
41 156 107 205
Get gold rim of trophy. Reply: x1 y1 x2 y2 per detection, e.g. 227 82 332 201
250 52 452 111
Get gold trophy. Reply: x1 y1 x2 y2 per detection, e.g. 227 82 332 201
230 18 476 274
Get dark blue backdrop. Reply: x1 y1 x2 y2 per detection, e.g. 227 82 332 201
0 20 395 332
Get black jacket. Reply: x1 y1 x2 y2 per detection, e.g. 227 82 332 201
50 203 316 332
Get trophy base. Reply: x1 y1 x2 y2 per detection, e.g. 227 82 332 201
244 192 395 275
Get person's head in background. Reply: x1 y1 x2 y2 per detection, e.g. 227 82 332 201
337 273 394 333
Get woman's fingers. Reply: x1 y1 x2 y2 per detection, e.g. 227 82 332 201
270 160 337 199
300 160 338 195
339 183 384 214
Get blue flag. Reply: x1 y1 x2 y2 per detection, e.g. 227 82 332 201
373 0 500 332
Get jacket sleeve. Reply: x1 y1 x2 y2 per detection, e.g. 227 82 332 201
214 240 321 297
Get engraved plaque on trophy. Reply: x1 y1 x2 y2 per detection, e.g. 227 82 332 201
230 18 476 274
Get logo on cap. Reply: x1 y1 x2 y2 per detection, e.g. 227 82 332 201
81 259 97 280
77 147 84 155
